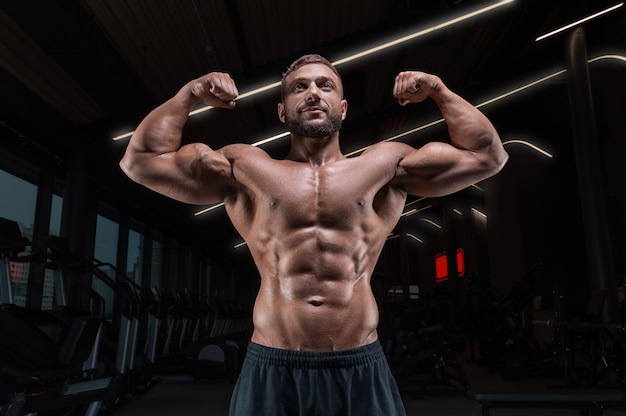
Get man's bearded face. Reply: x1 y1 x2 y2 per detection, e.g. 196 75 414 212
284 104 343 138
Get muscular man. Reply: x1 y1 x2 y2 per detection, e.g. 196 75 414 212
120 54 508 415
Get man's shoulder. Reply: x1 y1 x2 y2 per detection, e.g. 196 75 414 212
360 141 415 159
219 143 272 160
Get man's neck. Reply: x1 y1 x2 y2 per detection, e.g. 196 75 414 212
286 134 344 167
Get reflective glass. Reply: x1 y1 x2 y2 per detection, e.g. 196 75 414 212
0 169 37 306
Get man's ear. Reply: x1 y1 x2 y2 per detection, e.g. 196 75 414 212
341 99 348 121
277 102 285 123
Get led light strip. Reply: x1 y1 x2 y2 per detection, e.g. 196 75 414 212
331 0 515 66
472 207 487 218
199 54 626 217
112 0 514 142
406 233 423 243
420 218 442 229
535 2 623 42
401 204 432 218
404 197 428 208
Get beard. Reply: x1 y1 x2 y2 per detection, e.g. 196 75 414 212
285 109 343 138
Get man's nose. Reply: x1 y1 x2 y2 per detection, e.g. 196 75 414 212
306 84 321 102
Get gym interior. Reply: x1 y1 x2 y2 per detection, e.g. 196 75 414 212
1 1 626 415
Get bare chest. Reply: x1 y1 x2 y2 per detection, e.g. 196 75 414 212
261 165 376 227
226 156 405 239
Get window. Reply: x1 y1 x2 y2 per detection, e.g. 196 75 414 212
94 215 119 265
0 169 37 306
41 194 64 309
151 232 163 288
92 215 120 319
49 194 63 237
127 228 144 285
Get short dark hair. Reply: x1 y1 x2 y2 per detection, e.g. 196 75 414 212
281 54 342 99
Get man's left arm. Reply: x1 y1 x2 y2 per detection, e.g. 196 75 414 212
392 71 508 197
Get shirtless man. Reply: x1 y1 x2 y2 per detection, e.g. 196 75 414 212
120 54 508 415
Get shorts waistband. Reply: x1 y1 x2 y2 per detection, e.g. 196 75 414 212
245 341 385 369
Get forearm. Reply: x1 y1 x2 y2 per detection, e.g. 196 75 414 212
431 81 499 153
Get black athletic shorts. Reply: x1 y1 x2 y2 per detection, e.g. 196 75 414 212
228 341 406 416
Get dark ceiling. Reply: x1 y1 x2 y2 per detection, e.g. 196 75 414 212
0 0 625 267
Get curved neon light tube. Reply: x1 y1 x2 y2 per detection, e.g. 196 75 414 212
503 140 553 158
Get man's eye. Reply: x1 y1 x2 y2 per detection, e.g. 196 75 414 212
293 84 305 91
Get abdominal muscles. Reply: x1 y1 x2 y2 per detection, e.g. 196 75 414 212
250 227 381 350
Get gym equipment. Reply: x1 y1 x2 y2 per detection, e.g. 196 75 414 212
537 285 626 389
383 282 471 396
0 217 29 305
468 389 625 416
152 288 249 381
45 235 160 404
0 217 118 416
464 266 560 380
469 273 626 416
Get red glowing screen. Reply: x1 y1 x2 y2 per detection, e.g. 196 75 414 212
435 248 465 282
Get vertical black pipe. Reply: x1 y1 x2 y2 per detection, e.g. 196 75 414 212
399 232 411 303
443 196 460 327
26 162 55 309
565 27 617 323
60 145 98 309
116 213 130 281
141 227 153 287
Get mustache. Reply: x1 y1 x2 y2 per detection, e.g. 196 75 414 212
299 102 326 112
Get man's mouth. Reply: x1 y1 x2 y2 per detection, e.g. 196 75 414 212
301 106 324 115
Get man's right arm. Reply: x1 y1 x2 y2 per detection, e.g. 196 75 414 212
392 71 508 197
119 73 239 205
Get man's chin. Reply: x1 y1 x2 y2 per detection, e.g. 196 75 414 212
285 114 342 137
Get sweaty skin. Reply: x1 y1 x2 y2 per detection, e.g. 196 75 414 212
120 62 508 351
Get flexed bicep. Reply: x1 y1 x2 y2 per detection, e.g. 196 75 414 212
396 141 497 198
120 71 242 205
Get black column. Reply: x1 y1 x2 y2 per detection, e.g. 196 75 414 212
565 27 617 323
141 226 153 287
443 196 460 327
26 162 56 308
60 145 98 309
